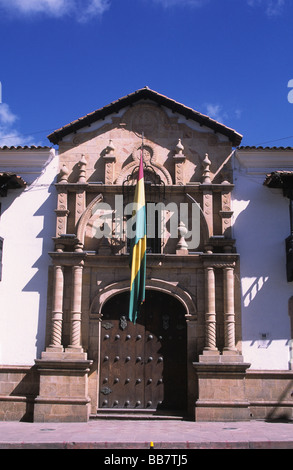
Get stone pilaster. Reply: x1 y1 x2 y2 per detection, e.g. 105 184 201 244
104 140 116 184
219 189 233 241
55 190 69 237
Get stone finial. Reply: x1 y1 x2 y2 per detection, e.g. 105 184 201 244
176 221 188 254
175 138 184 155
59 163 69 183
106 139 115 155
78 154 87 183
202 153 211 184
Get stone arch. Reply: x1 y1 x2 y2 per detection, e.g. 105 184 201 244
115 142 173 186
116 160 172 186
90 278 197 320
76 193 103 245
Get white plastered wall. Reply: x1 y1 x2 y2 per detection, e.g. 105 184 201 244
232 150 292 370
0 149 58 365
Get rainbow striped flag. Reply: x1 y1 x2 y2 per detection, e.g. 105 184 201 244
128 152 146 324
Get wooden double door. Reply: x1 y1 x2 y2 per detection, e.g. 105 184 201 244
99 290 187 413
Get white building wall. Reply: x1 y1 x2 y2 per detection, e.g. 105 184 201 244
0 149 58 365
232 149 293 370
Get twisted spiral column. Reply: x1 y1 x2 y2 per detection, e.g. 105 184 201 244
204 266 218 352
68 264 84 350
49 265 64 349
223 266 237 352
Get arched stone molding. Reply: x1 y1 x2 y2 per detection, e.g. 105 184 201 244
90 278 197 320
116 142 173 186
76 193 103 246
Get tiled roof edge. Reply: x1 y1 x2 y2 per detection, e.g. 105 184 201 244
47 87 243 147
0 145 52 150
238 146 293 150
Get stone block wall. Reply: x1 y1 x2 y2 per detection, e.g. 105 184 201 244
245 370 293 421
0 366 39 422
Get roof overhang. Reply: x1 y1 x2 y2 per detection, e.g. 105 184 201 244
264 171 293 198
47 87 243 147
0 172 27 197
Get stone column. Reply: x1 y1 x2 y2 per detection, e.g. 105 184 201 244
203 266 219 354
67 263 84 352
49 265 64 351
223 266 237 354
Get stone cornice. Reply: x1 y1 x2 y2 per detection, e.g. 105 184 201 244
48 251 239 268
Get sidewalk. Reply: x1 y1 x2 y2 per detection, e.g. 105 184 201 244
0 419 292 449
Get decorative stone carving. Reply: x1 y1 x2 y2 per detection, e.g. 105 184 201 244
173 139 186 185
122 103 170 135
55 191 69 237
78 154 87 183
202 153 211 184
219 190 233 240
116 142 172 186
104 139 116 184
176 221 188 254
59 163 69 183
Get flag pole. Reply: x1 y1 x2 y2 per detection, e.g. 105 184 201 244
141 131 144 164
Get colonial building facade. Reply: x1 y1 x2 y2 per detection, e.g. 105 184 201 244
0 88 292 422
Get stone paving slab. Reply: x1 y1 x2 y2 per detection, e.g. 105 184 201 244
0 420 292 449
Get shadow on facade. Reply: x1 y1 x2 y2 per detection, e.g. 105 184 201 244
21 183 57 359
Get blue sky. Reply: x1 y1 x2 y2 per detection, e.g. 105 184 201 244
0 0 292 148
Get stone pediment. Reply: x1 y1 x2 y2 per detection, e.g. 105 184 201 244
47 87 242 147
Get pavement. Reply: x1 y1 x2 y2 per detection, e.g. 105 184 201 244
0 418 292 450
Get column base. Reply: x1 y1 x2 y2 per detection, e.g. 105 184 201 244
199 353 244 364
202 348 220 356
34 357 93 422
41 349 88 361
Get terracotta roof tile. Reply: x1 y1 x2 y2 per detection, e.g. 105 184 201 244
0 145 51 150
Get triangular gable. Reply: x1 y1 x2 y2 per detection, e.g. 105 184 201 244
47 87 242 147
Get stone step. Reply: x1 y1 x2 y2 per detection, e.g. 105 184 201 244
90 410 186 420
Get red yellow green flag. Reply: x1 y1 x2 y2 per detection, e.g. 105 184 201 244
128 151 146 324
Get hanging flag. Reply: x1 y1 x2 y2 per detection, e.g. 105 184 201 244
128 146 146 324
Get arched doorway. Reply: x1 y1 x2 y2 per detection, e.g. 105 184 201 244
99 290 187 414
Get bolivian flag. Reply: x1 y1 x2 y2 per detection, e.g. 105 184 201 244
128 153 146 324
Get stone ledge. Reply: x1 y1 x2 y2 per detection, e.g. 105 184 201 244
34 397 91 405
35 359 93 372
196 399 250 408
193 361 251 374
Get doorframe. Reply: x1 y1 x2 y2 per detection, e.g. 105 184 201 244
90 279 197 416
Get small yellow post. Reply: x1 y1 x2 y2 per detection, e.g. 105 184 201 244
150 441 154 449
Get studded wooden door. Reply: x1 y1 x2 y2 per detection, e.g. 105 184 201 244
99 290 187 412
